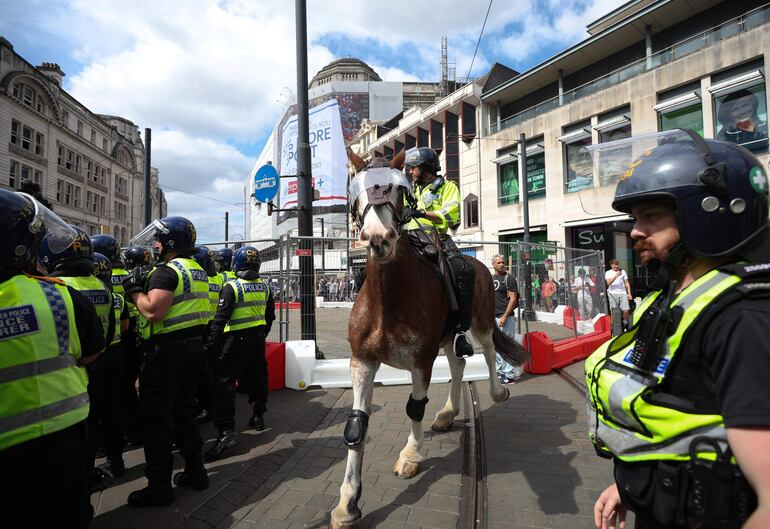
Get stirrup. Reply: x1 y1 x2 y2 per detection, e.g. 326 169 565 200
453 331 474 358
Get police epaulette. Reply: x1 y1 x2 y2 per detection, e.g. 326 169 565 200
25 273 66 285
719 261 770 280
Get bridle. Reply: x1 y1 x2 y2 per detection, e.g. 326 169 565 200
350 171 417 235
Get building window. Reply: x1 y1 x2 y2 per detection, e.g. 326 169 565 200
35 132 44 156
9 160 18 188
464 194 478 228
656 82 703 136
62 110 69 128
11 120 19 145
75 155 81 174
77 120 83 136
73 186 81 208
430 120 443 152
65 151 73 170
22 125 32 151
102 138 108 152
64 182 73 205
561 121 592 193
713 86 767 153
22 85 33 107
418 127 429 147
58 145 63 166
99 195 105 214
496 142 546 205
461 102 476 142
56 179 63 202
444 111 459 185
86 191 93 211
34 169 42 183
90 130 96 144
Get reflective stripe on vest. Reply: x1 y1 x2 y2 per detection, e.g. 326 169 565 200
111 293 124 346
224 278 268 333
138 258 210 339
113 267 138 318
585 269 741 462
220 271 236 283
59 275 112 343
0 275 90 450
208 275 223 321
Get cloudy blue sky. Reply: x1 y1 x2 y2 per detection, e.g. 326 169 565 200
0 0 625 242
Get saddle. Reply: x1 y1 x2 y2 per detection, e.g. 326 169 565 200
407 227 459 312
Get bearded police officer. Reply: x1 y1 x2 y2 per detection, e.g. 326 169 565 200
123 216 210 507
204 246 275 460
585 131 770 529
0 190 105 528
402 147 476 357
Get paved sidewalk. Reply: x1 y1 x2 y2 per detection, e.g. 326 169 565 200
90 362 615 529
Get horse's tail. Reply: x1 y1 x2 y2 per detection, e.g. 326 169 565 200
492 325 530 367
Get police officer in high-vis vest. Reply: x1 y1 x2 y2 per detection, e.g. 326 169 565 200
402 147 476 358
203 246 275 461
585 130 770 529
191 245 221 424
122 216 210 507
0 189 105 528
39 225 116 495
93 252 130 478
122 245 153 444
217 247 236 283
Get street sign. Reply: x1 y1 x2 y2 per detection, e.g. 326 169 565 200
253 163 280 203
295 248 312 257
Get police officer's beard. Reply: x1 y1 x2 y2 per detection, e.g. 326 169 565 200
635 239 695 289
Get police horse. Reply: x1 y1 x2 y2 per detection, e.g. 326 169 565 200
329 152 528 529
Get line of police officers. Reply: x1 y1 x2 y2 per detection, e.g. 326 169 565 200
0 197 274 525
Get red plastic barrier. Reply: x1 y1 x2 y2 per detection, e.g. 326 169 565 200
524 315 611 375
277 302 300 310
265 341 286 390
562 306 582 330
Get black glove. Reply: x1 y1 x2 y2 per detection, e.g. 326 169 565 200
402 207 425 223
122 266 148 299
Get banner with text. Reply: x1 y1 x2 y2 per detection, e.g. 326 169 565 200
279 99 348 207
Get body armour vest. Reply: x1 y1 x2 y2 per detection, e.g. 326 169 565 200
0 275 90 450
208 274 223 321
59 275 112 345
224 278 268 333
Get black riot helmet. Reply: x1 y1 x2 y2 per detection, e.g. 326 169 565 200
612 130 770 260
192 245 217 276
92 252 112 287
124 246 152 269
39 225 94 273
405 147 441 174
130 216 197 261
91 234 124 267
217 248 234 271
232 246 261 273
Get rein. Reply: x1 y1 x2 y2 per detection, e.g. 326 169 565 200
351 183 416 235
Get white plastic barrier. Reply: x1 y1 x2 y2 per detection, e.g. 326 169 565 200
284 340 496 390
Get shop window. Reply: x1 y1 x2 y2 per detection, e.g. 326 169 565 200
560 121 592 193
655 82 703 136
464 194 478 228
496 140 546 205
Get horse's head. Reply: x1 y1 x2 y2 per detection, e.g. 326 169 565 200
348 150 411 262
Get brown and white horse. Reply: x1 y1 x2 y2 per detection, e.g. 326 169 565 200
329 151 528 529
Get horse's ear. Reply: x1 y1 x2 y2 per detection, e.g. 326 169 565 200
348 148 366 173
391 150 405 170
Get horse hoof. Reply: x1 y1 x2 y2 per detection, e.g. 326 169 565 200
393 458 421 479
430 415 454 432
493 386 510 403
329 508 360 529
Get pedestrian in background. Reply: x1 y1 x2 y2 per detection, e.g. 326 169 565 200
604 258 632 327
491 255 522 383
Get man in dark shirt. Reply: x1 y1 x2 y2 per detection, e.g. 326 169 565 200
491 255 521 382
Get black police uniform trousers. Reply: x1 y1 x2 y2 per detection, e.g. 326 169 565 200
139 333 205 488
0 421 91 529
212 327 268 431
121 324 142 441
87 342 124 462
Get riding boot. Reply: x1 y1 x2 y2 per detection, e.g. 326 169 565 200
453 266 476 358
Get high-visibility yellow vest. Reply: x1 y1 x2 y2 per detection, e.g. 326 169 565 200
0 275 90 450
138 258 210 339
404 178 461 234
112 266 138 319
111 293 124 346
208 274 223 321
220 270 236 283
586 268 746 463
224 278 268 333
59 275 112 345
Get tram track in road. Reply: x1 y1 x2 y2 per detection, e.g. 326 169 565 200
554 366 588 396
462 381 487 529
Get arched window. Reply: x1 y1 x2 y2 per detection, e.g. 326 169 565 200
114 225 120 241
463 193 478 229
121 227 127 246
10 77 54 117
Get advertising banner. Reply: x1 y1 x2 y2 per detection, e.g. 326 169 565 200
279 99 348 208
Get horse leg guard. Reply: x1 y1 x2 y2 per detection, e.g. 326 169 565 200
405 394 429 422
343 409 369 447
454 261 476 332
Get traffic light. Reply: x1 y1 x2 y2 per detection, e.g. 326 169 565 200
267 201 274 216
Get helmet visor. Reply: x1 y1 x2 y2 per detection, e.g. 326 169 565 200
17 192 77 254
348 167 411 205
130 219 166 248
580 129 692 213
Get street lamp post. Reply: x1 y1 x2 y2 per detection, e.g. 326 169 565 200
519 132 536 321
316 217 325 272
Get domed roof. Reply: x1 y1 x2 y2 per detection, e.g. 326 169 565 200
310 57 382 87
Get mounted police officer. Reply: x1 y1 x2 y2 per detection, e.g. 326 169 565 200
586 130 770 529
122 216 210 507
203 246 275 460
40 225 116 495
402 146 476 357
0 189 105 528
